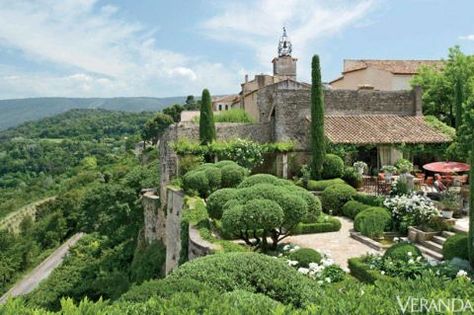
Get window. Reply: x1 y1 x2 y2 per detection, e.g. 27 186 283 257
225 104 229 110
218 104 222 111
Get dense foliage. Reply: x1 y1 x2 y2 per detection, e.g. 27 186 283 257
320 183 357 215
199 89 216 145
310 55 326 179
354 207 391 238
193 109 254 123
443 233 469 261
321 154 344 179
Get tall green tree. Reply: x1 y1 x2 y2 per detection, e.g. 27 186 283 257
454 78 464 129
199 89 216 145
310 55 326 179
142 112 174 146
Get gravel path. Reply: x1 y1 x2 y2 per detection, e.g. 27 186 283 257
287 217 377 268
0 233 85 304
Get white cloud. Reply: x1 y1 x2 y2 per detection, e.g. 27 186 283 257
459 34 474 41
0 0 240 97
202 0 378 80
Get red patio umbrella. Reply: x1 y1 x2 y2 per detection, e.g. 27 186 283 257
422 161 470 173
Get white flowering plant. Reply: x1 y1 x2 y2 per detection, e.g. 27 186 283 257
364 253 474 281
217 138 264 169
353 161 368 173
383 194 440 234
282 247 346 285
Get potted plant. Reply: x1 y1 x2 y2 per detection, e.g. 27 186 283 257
353 161 368 176
440 190 460 219
395 159 413 175
381 165 397 182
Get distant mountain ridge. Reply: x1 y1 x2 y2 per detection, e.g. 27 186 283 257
0 96 186 130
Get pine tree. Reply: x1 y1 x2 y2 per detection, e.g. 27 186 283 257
310 55 326 180
199 89 216 145
454 77 464 129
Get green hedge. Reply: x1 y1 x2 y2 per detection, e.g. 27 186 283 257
348 257 389 284
321 154 344 179
352 193 385 207
307 178 346 191
167 252 319 307
342 200 370 219
291 216 341 234
320 184 357 215
354 207 391 238
443 233 469 260
130 241 167 284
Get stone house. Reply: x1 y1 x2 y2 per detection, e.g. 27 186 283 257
329 59 444 91
212 94 240 111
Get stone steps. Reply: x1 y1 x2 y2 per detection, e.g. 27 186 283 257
432 235 447 245
416 243 444 261
420 240 443 253
442 231 455 238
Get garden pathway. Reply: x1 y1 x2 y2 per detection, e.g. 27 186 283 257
454 217 469 233
287 217 378 269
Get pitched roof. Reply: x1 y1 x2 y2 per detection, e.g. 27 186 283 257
213 94 240 103
343 59 444 75
323 115 452 144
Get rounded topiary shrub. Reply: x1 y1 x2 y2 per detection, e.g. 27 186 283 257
443 233 468 261
206 188 238 220
288 248 322 267
354 207 391 238
183 171 209 196
221 165 246 188
307 178 346 191
168 252 319 307
215 160 239 168
320 184 357 215
237 174 291 188
383 242 423 261
204 167 222 192
321 154 345 179
294 189 322 223
342 167 363 189
342 200 370 220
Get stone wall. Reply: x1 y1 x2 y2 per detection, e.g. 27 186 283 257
164 186 185 275
142 191 165 244
158 122 272 204
188 225 219 260
256 83 422 150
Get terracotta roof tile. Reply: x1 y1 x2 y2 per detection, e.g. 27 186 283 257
324 115 452 144
343 60 444 75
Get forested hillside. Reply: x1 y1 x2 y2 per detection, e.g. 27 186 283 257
0 96 185 130
0 108 164 302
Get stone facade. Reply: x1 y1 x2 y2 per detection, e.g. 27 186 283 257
142 191 165 243
164 187 184 275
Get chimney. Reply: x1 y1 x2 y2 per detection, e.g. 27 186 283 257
245 74 248 83
414 85 423 116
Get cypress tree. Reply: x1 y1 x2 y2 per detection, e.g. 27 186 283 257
199 88 216 145
310 55 326 180
454 78 464 129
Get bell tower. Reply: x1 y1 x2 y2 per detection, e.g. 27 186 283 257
272 27 297 81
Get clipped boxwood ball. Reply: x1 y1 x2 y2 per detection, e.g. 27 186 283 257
288 248 322 267
221 165 246 188
383 242 423 261
204 166 222 191
320 184 356 215
237 174 291 188
443 233 468 261
342 200 370 220
321 154 345 179
206 188 238 220
183 170 209 197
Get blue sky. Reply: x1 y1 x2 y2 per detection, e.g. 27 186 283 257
0 0 473 99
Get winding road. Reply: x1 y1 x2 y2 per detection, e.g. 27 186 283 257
0 232 85 304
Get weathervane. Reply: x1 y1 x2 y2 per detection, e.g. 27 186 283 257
278 27 292 57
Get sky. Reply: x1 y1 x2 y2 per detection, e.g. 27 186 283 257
0 0 473 99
